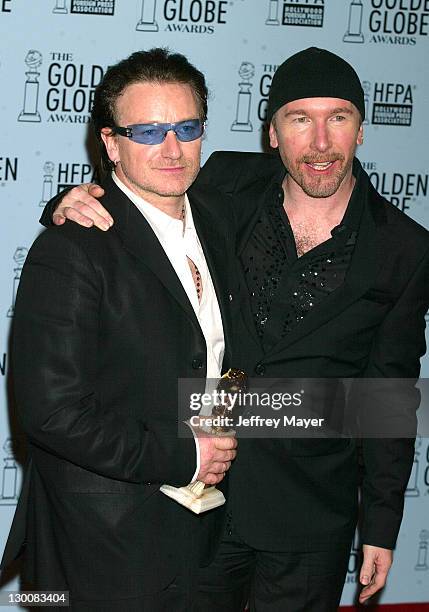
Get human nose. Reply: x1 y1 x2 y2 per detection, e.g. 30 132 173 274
160 129 182 159
311 120 331 152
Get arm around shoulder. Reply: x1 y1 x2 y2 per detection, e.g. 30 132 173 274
39 183 111 231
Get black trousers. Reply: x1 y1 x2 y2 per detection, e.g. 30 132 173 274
196 517 351 612
31 573 195 612
33 523 351 611
27 542 197 612
69 583 190 612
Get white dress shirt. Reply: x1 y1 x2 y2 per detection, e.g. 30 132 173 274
112 172 225 481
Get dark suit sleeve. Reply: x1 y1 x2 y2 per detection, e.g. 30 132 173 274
200 151 279 195
12 228 196 486
39 186 73 228
358 248 429 549
200 152 244 195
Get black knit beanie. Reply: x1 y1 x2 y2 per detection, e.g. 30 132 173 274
267 47 365 122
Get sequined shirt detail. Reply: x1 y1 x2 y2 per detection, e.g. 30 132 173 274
241 175 363 353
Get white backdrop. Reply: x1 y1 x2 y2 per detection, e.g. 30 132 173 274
1 1 428 608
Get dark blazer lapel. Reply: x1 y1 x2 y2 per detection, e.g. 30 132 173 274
101 176 201 331
264 180 385 363
236 180 273 257
235 182 273 350
189 186 234 359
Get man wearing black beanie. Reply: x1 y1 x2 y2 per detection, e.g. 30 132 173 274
267 47 366 123
41 47 429 612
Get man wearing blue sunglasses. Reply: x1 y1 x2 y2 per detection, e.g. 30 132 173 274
23 47 429 612
2 48 238 611
114 118 205 145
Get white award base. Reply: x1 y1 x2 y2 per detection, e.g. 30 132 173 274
343 33 364 43
136 22 159 31
18 111 41 122
231 122 253 132
160 480 226 514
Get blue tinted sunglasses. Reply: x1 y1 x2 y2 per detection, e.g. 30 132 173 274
114 118 205 145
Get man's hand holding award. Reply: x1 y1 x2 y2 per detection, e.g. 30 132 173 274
160 368 247 514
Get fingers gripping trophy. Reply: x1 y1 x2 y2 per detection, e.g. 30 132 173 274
160 369 248 514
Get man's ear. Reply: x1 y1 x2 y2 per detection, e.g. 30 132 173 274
269 120 279 149
101 128 120 164
357 123 364 146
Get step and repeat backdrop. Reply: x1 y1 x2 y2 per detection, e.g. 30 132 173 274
1 0 429 608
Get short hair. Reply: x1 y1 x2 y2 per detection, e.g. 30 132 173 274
91 47 208 172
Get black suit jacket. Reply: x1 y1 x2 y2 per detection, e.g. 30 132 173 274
2 175 238 599
198 152 429 552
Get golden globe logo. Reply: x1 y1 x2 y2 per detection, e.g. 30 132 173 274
230 62 280 131
136 0 229 34
369 0 429 44
163 0 227 21
46 53 105 123
363 161 428 214
369 169 428 213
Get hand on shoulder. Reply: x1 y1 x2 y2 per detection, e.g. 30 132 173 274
53 183 113 231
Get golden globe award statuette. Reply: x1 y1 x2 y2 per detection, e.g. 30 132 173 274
160 369 247 514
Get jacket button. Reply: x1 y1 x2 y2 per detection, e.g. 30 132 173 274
192 358 204 369
254 363 265 376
